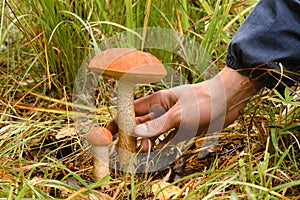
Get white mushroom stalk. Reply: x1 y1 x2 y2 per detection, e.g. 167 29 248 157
116 81 137 169
87 127 112 181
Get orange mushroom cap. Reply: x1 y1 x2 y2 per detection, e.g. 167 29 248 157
87 127 113 146
88 48 167 83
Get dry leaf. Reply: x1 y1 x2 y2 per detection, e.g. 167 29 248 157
152 181 181 200
55 127 77 140
89 191 112 200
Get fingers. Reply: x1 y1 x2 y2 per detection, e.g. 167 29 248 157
106 106 178 138
108 89 179 137
140 138 154 153
106 89 180 153
134 103 181 138
134 90 177 116
106 105 169 136
106 113 155 135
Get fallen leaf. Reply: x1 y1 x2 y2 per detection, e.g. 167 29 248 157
89 191 112 200
55 127 77 140
152 181 181 200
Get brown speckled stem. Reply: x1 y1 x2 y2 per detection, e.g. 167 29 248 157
117 81 137 170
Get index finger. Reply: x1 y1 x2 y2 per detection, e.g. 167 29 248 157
134 90 177 116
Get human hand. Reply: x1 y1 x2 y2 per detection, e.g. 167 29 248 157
107 66 262 152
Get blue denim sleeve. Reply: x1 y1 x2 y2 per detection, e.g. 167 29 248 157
226 0 300 93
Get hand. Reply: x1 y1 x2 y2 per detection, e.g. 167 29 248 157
107 66 262 152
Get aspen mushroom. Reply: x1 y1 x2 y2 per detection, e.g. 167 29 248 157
87 126 112 181
88 48 166 170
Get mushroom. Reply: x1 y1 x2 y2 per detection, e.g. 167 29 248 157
88 48 166 170
87 126 113 181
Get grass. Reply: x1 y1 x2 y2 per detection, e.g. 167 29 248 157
1 0 299 199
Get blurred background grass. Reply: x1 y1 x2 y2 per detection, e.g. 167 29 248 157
0 0 256 94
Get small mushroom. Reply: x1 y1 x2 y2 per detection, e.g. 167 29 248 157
89 48 166 170
87 126 113 181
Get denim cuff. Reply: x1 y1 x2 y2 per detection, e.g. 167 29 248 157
226 58 299 94
226 0 300 93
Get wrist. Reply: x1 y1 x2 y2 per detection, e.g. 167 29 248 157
219 66 262 110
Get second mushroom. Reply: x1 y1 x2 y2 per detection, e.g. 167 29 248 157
88 48 166 171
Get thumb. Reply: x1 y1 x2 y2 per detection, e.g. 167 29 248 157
134 109 179 138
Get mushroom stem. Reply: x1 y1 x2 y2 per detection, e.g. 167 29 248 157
91 145 110 182
117 81 137 170
86 127 112 182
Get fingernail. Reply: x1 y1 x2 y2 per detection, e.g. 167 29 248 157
135 124 148 136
